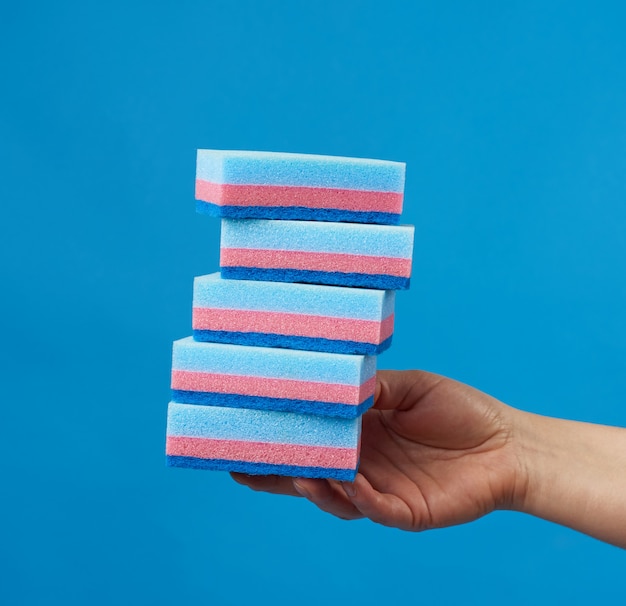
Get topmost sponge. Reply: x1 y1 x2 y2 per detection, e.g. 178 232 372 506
195 150 406 225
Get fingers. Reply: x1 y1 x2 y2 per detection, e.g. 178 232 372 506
341 474 419 531
293 478 364 521
230 472 302 497
230 473 367 522
232 471 420 530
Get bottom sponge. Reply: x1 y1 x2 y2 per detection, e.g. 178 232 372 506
165 402 361 480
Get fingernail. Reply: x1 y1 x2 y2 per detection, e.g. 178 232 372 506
293 480 311 498
342 481 356 497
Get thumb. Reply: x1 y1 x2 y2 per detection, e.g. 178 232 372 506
374 369 444 411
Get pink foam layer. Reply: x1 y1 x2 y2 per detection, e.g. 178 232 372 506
195 179 403 213
220 248 411 278
166 436 358 469
171 371 377 405
192 308 395 344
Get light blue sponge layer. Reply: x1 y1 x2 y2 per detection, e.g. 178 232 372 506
193 272 395 321
196 150 405 192
167 403 361 448
172 337 376 385
221 219 415 258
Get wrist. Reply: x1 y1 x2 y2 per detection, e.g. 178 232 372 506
508 408 626 547
508 409 559 516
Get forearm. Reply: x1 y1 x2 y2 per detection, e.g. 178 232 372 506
514 410 626 548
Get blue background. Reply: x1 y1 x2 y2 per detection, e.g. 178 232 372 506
2 1 625 604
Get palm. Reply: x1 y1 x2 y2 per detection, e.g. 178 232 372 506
355 371 519 530
232 370 524 531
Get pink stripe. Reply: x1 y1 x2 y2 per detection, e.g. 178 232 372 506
380 314 395 341
166 436 357 469
195 179 403 214
171 371 377 405
192 308 394 344
220 248 411 278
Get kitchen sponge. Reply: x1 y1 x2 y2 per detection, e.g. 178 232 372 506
195 149 405 225
166 403 362 480
220 218 414 290
193 272 395 355
171 337 377 418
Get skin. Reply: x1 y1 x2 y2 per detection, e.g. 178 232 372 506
232 370 626 548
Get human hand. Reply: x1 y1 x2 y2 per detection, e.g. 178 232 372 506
232 370 528 531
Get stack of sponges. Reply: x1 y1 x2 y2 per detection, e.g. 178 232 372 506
166 150 414 481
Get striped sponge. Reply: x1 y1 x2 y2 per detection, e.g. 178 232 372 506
166 403 361 480
171 337 376 418
193 272 395 355
195 149 405 225
220 219 415 290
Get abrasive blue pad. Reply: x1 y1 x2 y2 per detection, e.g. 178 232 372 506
192 273 395 355
171 337 376 418
220 219 414 290
166 402 361 480
195 150 405 225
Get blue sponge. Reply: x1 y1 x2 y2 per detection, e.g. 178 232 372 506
220 219 414 290
195 150 405 225
166 403 362 480
171 337 377 418
192 273 395 355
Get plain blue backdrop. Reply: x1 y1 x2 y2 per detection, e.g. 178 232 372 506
2 1 625 604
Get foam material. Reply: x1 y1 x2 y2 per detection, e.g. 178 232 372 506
195 150 405 225
171 337 376 418
166 402 361 480
221 219 414 256
193 331 393 356
166 456 357 480
192 273 395 355
167 403 360 446
220 219 415 290
196 150 405 190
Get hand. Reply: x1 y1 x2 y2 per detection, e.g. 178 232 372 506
232 370 528 531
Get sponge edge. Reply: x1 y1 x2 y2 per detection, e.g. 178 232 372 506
195 150 405 225
166 402 361 480
192 273 395 355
